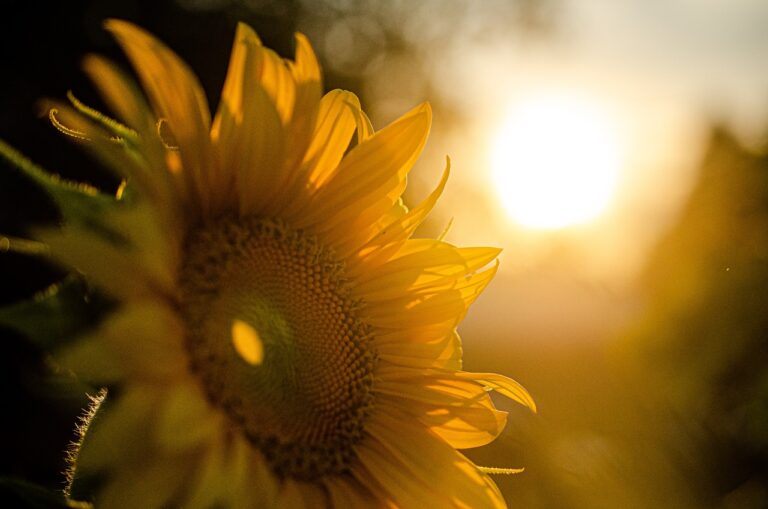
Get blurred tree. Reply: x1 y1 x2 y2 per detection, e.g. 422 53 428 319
625 126 768 508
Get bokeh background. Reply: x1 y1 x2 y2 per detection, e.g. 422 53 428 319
2 0 767 507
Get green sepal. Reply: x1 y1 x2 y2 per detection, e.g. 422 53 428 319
65 91 138 144
0 478 91 509
0 274 113 349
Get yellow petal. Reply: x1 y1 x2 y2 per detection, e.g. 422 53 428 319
58 336 124 384
98 455 192 509
182 438 229 509
303 90 360 189
214 28 285 215
420 403 507 449
37 224 172 301
362 288 466 329
376 330 462 370
279 89 361 220
456 371 538 413
210 22 256 209
77 385 159 471
259 45 296 125
154 382 221 452
280 32 323 180
82 55 168 180
291 33 322 94
105 19 215 217
183 437 278 509
376 395 506 449
61 301 186 383
352 160 450 269
355 244 500 299
319 188 405 255
224 436 279 508
375 373 493 407
234 81 286 216
359 411 507 509
362 261 496 330
293 103 431 235
374 316 458 343
278 479 328 508
326 474 388 508
353 105 375 143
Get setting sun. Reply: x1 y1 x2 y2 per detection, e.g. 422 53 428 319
491 94 624 230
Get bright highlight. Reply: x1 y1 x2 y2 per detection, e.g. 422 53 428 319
231 319 264 366
491 94 623 229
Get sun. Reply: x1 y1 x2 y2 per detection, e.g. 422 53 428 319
491 93 623 230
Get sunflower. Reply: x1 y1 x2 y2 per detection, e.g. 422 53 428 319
8 20 535 508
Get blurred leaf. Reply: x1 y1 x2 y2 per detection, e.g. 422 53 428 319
0 478 90 509
0 274 111 349
0 139 126 245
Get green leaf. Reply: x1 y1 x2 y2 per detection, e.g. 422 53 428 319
0 275 112 349
0 478 91 509
0 138 127 245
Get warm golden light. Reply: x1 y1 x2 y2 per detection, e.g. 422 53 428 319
491 94 623 229
231 319 264 366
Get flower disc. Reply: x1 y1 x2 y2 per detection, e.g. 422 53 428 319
179 217 376 479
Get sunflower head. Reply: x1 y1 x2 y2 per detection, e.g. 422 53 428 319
3 19 535 508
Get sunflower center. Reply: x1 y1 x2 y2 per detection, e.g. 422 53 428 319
178 217 376 480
